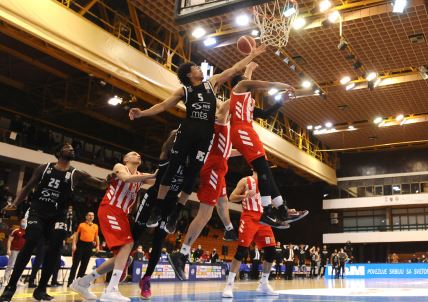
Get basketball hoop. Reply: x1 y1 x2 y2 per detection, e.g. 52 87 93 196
253 0 298 49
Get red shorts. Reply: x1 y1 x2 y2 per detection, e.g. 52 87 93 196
230 124 265 164
98 204 133 252
197 163 227 206
238 211 276 249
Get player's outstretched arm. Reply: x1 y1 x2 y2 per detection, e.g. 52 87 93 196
210 44 267 88
113 164 157 183
235 80 295 94
6 164 46 210
129 87 184 120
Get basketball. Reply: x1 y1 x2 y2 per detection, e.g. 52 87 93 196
237 35 256 55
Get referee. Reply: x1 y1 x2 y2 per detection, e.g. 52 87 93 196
67 212 99 286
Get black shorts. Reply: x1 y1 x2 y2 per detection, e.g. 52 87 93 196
26 210 68 243
160 121 214 192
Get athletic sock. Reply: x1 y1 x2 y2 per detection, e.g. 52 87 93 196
272 196 284 208
225 223 234 231
180 244 191 256
106 269 122 293
261 196 272 207
260 272 270 284
227 272 236 285
79 269 101 286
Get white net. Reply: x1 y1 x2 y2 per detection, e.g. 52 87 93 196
254 0 298 49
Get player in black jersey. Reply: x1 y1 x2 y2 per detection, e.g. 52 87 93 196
0 143 107 302
129 44 267 229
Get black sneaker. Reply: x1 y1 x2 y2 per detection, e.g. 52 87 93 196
168 252 187 281
33 287 54 301
164 212 178 234
223 229 238 241
0 285 16 302
146 206 162 228
260 205 290 229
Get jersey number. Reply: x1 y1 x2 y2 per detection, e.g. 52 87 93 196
54 222 67 231
48 178 60 189
197 93 204 102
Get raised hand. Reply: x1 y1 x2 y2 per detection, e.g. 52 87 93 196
250 44 267 57
129 108 143 120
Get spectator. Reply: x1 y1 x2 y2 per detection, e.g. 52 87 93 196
160 248 168 262
411 254 419 263
391 253 399 263
319 245 329 277
193 245 203 261
420 255 427 263
144 247 152 261
283 244 295 280
201 251 211 263
4 219 26 282
309 246 319 278
338 248 348 278
133 245 145 262
274 242 283 279
298 244 308 272
211 248 219 264
330 249 339 278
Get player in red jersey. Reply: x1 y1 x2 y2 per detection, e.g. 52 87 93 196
229 63 308 228
168 101 240 280
4 219 26 282
71 151 156 302
222 171 279 298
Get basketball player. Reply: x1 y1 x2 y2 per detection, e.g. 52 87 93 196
70 151 156 302
0 143 108 302
128 44 280 230
229 63 308 227
222 171 279 298
133 128 237 299
168 94 240 280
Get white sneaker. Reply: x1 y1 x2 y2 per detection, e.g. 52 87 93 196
256 282 279 296
100 289 130 302
222 283 234 298
70 278 97 300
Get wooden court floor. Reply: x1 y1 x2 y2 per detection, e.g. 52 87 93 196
9 278 428 301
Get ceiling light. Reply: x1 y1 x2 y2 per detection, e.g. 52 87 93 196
307 125 313 130
108 95 122 106
203 37 217 46
373 116 383 124
319 0 332 12
283 6 297 17
396 114 404 121
340 76 351 85
251 29 259 36
292 17 307 30
275 50 281 56
314 125 322 130
393 0 407 13
302 80 312 89
268 88 279 95
392 186 401 191
192 27 206 39
348 125 355 130
366 72 377 81
345 82 355 90
328 11 340 23
274 94 282 101
314 89 320 95
236 14 250 26
325 122 333 128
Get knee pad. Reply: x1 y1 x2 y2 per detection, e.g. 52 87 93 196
234 246 249 262
263 246 276 263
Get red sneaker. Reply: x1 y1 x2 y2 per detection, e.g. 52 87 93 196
139 275 151 299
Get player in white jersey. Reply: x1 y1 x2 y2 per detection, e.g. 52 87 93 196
71 151 156 302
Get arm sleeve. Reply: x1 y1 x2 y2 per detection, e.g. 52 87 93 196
253 102 282 120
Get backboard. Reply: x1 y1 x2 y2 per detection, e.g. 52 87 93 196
174 0 272 24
